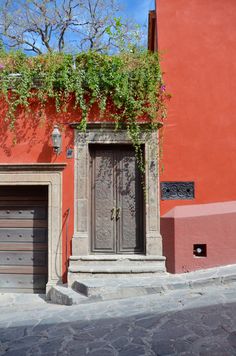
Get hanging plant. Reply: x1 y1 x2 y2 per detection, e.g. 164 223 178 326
0 50 169 165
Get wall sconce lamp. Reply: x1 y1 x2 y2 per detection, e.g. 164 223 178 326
51 125 62 154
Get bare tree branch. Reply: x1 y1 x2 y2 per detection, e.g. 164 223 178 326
0 0 143 54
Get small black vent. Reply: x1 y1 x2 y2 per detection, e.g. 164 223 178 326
161 181 195 200
193 244 207 257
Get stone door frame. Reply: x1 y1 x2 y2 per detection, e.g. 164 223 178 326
72 124 163 258
0 164 65 293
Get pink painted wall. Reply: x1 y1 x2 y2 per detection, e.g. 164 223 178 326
161 202 236 273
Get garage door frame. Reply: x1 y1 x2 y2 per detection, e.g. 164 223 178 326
0 163 66 293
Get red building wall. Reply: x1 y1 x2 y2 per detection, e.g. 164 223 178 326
156 0 236 272
0 100 75 281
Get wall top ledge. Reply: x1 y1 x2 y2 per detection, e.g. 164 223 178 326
69 122 162 130
163 201 236 219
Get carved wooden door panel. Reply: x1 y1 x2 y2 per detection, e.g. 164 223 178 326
116 148 144 253
91 145 144 254
91 147 116 252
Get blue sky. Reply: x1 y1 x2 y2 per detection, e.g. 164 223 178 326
1 0 155 54
120 0 155 26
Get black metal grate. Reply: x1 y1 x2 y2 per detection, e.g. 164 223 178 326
161 181 195 200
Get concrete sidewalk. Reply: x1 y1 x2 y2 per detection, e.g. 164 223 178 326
49 264 236 305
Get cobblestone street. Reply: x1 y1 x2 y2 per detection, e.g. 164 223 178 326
1 282 236 355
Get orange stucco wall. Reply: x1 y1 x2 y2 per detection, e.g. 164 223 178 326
0 97 123 281
0 99 76 281
156 0 236 272
156 0 236 215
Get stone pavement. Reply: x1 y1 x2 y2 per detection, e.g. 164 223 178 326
1 281 236 355
50 264 236 305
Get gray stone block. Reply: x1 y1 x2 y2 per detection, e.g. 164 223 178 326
48 285 89 306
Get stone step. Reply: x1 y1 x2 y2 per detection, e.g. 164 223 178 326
70 254 166 261
72 277 166 300
70 265 236 301
49 264 236 305
68 263 166 284
69 254 166 266
48 285 92 306
68 262 165 277
69 263 166 273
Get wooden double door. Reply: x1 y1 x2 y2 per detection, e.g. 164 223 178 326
90 145 144 254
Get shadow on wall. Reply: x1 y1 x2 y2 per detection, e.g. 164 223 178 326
0 94 122 161
0 97 76 161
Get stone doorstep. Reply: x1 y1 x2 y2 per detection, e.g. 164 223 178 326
49 264 236 305
69 255 166 266
68 264 166 274
69 255 166 261
67 257 167 286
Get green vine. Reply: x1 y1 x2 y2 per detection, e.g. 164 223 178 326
0 50 169 166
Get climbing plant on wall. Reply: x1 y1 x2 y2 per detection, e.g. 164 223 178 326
0 50 169 166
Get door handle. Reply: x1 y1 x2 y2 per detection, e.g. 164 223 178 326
111 207 116 220
116 207 121 220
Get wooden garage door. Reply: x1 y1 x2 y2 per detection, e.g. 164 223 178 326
0 186 48 293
